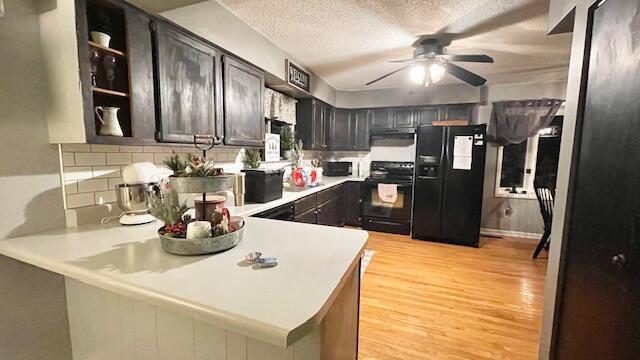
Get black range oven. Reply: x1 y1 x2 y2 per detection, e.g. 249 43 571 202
362 161 414 235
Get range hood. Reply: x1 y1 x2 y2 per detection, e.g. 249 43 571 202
370 127 415 140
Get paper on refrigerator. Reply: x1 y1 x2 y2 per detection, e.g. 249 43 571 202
453 135 473 170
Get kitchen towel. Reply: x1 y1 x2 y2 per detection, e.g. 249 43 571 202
377 183 398 203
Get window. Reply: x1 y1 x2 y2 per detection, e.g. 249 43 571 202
495 116 563 198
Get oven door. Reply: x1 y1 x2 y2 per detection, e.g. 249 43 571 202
362 180 413 220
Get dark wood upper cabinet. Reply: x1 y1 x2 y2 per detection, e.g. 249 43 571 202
415 106 441 126
311 103 324 149
332 109 351 150
124 6 156 142
297 99 331 150
323 104 333 149
222 56 265 147
393 108 415 128
443 104 474 121
350 110 370 151
370 108 393 130
153 21 223 143
70 0 157 145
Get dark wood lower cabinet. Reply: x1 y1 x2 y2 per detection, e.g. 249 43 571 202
345 182 362 226
287 184 349 227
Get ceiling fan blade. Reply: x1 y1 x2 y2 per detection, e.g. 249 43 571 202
446 63 487 86
446 54 494 63
388 58 416 63
366 65 411 86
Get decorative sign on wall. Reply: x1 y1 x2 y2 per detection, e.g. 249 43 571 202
286 59 310 92
264 133 281 162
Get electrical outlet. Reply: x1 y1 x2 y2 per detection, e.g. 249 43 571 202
504 207 513 217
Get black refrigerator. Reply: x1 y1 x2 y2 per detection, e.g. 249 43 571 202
412 124 487 247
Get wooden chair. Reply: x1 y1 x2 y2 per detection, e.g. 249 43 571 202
533 177 555 259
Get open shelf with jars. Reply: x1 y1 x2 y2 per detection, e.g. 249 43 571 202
40 0 156 145
85 0 133 140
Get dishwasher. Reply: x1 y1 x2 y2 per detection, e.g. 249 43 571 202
252 203 294 221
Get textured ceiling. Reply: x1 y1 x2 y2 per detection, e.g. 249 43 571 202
214 0 572 91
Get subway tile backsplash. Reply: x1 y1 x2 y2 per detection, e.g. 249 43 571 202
60 144 241 210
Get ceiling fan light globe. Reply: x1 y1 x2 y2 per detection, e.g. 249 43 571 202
409 65 426 84
429 63 446 83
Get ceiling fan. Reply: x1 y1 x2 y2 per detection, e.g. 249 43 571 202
366 38 494 87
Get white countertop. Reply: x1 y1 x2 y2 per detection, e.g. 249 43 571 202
228 175 365 217
0 217 368 347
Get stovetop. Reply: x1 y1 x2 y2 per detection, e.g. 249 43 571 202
366 161 415 183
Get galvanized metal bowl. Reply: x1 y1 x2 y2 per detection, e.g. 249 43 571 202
159 222 244 256
169 175 235 194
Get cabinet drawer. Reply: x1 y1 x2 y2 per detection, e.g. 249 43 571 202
317 187 334 205
294 208 317 224
294 194 317 215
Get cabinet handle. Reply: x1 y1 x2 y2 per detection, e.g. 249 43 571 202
612 254 627 269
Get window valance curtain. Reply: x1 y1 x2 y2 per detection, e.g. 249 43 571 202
487 99 564 146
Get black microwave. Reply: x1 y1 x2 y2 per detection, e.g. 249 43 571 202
323 161 352 177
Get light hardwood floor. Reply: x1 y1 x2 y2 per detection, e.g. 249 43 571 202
358 232 548 360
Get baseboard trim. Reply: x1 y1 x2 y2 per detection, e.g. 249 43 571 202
480 228 543 240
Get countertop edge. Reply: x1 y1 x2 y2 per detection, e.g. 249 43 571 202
0 243 289 347
0 225 369 348
230 176 365 218
285 236 368 345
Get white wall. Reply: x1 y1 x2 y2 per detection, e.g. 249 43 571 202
0 1 72 358
548 0 576 33
335 83 481 108
478 81 568 235
540 1 591 358
0 0 66 239
161 1 337 105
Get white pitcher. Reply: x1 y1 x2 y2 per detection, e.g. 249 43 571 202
95 106 123 137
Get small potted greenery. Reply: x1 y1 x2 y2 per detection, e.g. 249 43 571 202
241 148 261 169
280 126 296 160
241 148 284 203
163 152 235 194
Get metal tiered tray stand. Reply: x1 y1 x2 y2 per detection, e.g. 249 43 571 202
160 135 244 256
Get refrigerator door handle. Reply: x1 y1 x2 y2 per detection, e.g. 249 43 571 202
439 127 449 238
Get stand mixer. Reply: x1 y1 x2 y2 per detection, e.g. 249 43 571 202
114 162 166 225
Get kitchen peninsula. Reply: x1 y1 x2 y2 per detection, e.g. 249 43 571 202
0 215 367 359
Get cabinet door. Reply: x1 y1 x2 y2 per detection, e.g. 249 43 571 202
311 101 325 150
332 109 351 150
223 56 265 146
393 108 415 128
323 104 333 149
443 104 473 121
351 110 370 150
125 7 156 141
415 106 441 126
370 108 393 130
333 184 346 227
154 22 222 143
294 207 317 224
345 182 362 226
316 200 330 225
